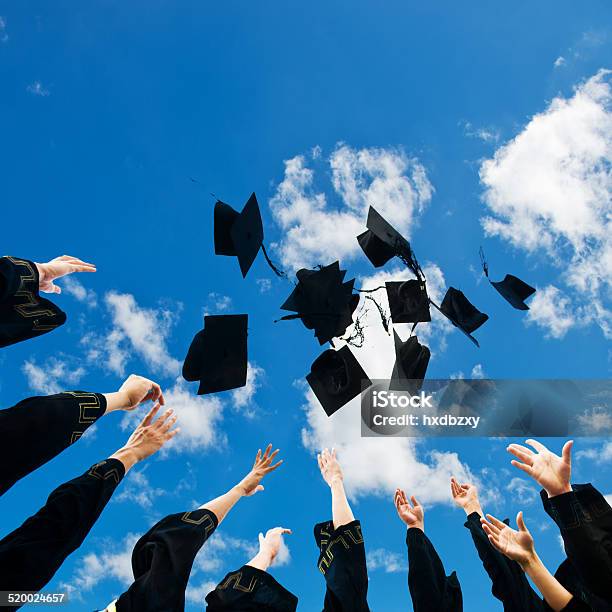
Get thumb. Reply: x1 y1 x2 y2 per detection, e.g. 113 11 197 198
258 532 265 546
562 440 573 464
516 511 527 532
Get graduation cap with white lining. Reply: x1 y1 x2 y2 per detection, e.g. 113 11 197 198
479 247 536 310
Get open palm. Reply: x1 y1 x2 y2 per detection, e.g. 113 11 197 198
481 512 535 568
507 439 573 497
394 488 424 530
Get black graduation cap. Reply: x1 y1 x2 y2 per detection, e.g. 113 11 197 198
357 206 423 279
431 287 488 347
280 262 359 345
389 332 431 392
385 280 431 324
214 193 263 278
479 247 536 310
182 314 248 394
306 345 372 416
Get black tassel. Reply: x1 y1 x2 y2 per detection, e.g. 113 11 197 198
261 243 288 279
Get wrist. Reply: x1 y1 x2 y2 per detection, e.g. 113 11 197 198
110 447 140 472
518 550 540 573
408 522 424 532
463 502 484 517
545 483 572 498
34 262 46 284
103 391 131 414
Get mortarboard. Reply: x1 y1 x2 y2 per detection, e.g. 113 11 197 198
306 346 372 416
280 262 359 345
389 331 431 392
214 193 264 277
358 206 424 279
182 314 248 394
385 280 431 324
431 287 488 347
479 248 536 310
356 230 396 268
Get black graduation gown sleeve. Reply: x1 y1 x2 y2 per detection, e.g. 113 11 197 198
314 519 370 612
463 512 542 611
0 458 124 608
546 559 610 612
0 391 106 496
541 484 612 611
205 564 298 612
0 256 66 348
115 508 219 612
406 527 463 612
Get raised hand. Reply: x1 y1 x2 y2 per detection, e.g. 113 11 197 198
317 448 343 487
35 255 96 294
112 403 179 471
118 374 165 409
258 527 292 564
507 439 573 498
481 511 536 570
450 478 483 516
394 488 424 531
236 444 283 497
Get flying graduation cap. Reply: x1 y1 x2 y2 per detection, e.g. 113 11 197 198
279 261 359 345
306 345 372 416
357 206 424 279
385 280 431 324
182 314 248 394
389 331 431 392
214 193 264 278
479 247 536 310
431 287 488 347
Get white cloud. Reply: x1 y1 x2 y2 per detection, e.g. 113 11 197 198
576 407 612 433
207 293 232 312
367 548 404 573
271 535 291 568
115 468 166 509
506 477 538 506
99 291 181 377
192 532 257 574
461 121 500 143
554 56 566 68
269 144 433 271
27 81 50 97
0 17 7 43
256 278 272 293
60 533 138 596
120 379 226 454
231 362 264 416
22 358 85 395
525 285 577 339
301 270 475 504
479 70 612 338
471 364 485 379
60 276 97 307
576 441 612 462
185 580 217 604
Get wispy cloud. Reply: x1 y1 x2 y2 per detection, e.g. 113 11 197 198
60 276 98 307
367 548 404 573
460 120 500 143
480 70 612 339
270 144 433 271
115 468 167 509
0 17 8 43
26 81 50 97
206 292 233 312
22 357 85 395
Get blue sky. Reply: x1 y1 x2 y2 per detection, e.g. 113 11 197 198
1 1 611 610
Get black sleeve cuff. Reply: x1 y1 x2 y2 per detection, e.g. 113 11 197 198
541 483 611 530
88 458 126 484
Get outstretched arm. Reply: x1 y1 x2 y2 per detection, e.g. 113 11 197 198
481 512 573 611
34 255 96 294
0 374 164 497
318 448 354 529
201 444 283 524
247 527 292 571
0 403 177 595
